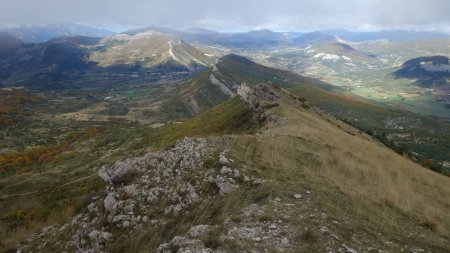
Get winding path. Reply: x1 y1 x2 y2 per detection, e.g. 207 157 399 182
0 174 97 199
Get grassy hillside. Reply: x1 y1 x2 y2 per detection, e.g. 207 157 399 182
133 96 258 150
211 55 450 174
226 89 450 251
1 54 449 251
0 33 212 91
240 39 450 119
7 82 450 252
158 54 449 173
0 96 257 250
89 32 214 70
159 69 230 118
0 89 40 127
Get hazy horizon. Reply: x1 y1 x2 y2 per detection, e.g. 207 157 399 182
1 0 450 34
3 22 450 35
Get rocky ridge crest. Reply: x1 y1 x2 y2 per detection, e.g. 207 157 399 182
18 137 287 252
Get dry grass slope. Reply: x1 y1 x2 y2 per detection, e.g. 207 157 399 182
231 91 450 243
2 83 449 252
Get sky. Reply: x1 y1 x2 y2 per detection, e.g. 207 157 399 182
0 0 450 33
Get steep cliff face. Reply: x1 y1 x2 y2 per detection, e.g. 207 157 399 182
237 82 280 122
237 81 309 123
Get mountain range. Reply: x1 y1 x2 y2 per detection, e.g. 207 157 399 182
0 31 25 58
0 32 214 90
0 23 449 253
89 31 214 70
1 53 449 253
0 22 113 43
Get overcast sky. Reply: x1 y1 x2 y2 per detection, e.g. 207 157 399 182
1 0 450 32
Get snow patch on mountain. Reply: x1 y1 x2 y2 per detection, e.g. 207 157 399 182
313 53 352 62
313 53 326 58
313 53 339 61
322 54 340 61
335 36 350 44
342 56 352 62
419 62 450 73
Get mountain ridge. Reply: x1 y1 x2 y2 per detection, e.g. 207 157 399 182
1 22 113 43
0 32 214 89
10 79 450 252
172 54 450 173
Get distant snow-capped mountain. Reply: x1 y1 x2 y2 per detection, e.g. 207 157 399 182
1 22 113 43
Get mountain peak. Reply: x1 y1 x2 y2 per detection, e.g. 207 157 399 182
395 55 450 78
1 22 113 43
89 32 214 70
0 32 25 57
0 31 24 47
293 31 336 45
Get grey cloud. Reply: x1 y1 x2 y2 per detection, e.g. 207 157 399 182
0 0 449 31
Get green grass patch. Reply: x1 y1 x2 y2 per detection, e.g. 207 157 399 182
134 96 258 150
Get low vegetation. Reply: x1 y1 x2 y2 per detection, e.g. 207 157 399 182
137 96 257 149
0 89 40 126
227 95 450 250
0 55 449 252
0 127 101 175
0 96 256 249
214 55 450 174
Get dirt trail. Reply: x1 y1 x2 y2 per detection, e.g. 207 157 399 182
0 174 97 199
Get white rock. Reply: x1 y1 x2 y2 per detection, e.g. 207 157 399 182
189 190 200 203
215 176 238 195
58 224 68 232
165 205 173 216
319 226 329 234
103 194 117 212
220 166 233 174
342 244 358 253
87 202 98 213
293 194 302 199
188 225 211 238
88 230 113 249
252 179 263 186
173 204 183 216
219 154 230 165
41 226 53 236
112 214 130 224
98 165 111 183
123 185 137 196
